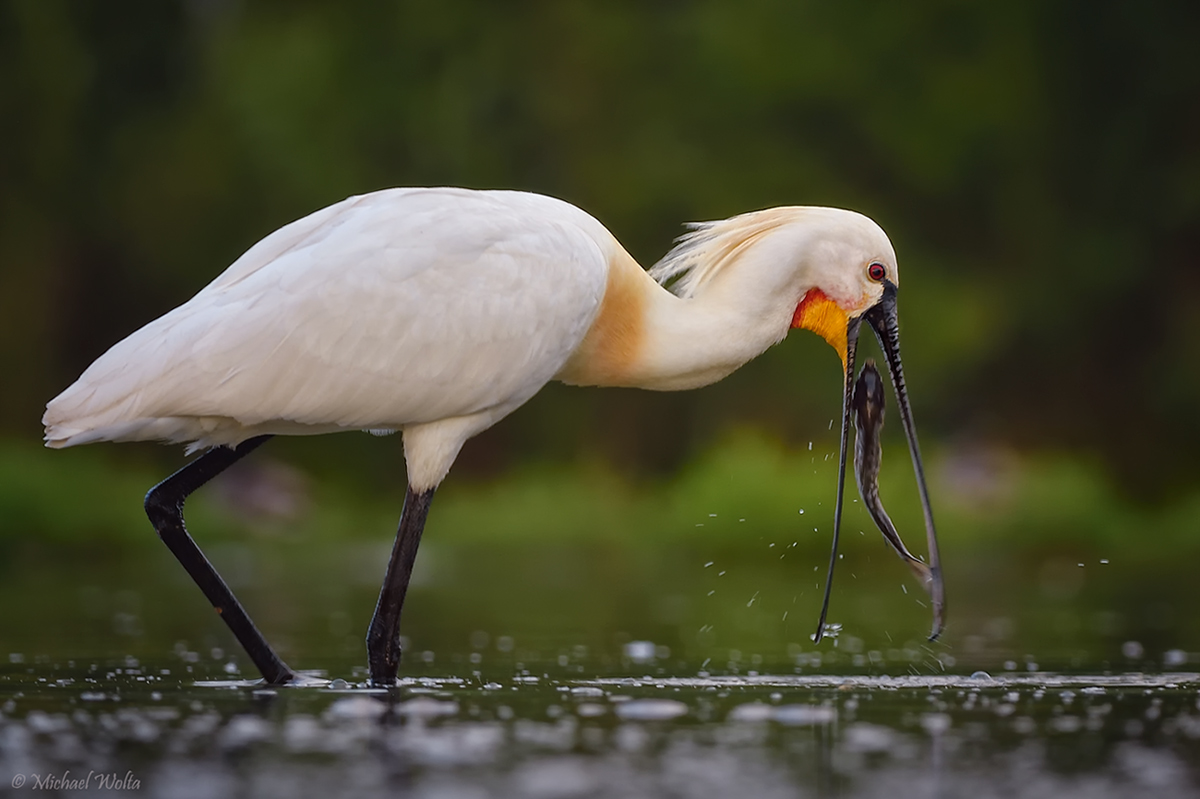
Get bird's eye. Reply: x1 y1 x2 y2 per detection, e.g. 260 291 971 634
867 263 886 282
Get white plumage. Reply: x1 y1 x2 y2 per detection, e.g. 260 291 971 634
45 187 896 489
43 189 625 487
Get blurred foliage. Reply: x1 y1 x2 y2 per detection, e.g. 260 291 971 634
5 429 1200 670
6 431 1200 564
1 0 1198 508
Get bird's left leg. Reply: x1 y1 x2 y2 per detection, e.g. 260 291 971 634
366 484 436 686
143 435 295 685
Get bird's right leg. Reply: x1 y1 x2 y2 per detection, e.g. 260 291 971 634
366 484 436 686
143 435 295 685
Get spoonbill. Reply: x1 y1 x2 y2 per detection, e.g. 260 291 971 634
42 187 944 686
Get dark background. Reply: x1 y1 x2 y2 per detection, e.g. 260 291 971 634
2 0 1198 507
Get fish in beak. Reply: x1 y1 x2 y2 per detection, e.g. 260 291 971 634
852 359 935 588
812 280 946 642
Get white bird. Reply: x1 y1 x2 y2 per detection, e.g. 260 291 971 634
43 187 943 686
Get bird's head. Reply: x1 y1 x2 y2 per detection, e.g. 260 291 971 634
649 208 944 639
785 210 944 642
792 211 897 369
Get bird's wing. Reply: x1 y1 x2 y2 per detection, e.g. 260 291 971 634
44 189 613 446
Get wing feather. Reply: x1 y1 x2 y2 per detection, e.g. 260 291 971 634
44 189 612 447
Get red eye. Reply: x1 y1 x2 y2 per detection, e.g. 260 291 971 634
868 263 886 282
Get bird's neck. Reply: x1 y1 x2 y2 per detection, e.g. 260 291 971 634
556 247 794 391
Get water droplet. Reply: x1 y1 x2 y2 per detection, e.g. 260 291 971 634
325 696 386 721
921 712 952 734
615 699 689 721
1164 649 1188 667
728 702 772 722
395 697 459 719
576 703 606 718
624 641 656 663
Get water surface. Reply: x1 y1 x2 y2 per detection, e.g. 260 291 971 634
2 538 1199 797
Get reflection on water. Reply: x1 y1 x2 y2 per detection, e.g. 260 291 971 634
3 537 1200 796
2 664 1199 798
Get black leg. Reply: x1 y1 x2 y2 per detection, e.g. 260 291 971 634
366 484 435 686
144 435 294 685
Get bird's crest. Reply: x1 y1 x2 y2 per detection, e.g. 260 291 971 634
649 208 802 298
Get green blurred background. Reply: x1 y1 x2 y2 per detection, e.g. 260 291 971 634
1 0 1198 673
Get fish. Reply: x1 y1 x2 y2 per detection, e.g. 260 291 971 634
852 360 942 630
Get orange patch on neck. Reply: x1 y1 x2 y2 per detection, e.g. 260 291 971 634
792 289 849 368
556 249 649 387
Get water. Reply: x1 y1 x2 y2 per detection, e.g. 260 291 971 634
3 663 1200 798
3 540 1200 796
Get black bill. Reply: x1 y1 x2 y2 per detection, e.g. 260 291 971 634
813 281 946 642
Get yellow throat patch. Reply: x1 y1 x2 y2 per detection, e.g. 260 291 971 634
792 288 849 369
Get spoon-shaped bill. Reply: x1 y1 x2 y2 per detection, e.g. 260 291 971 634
863 284 945 640
812 282 946 644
